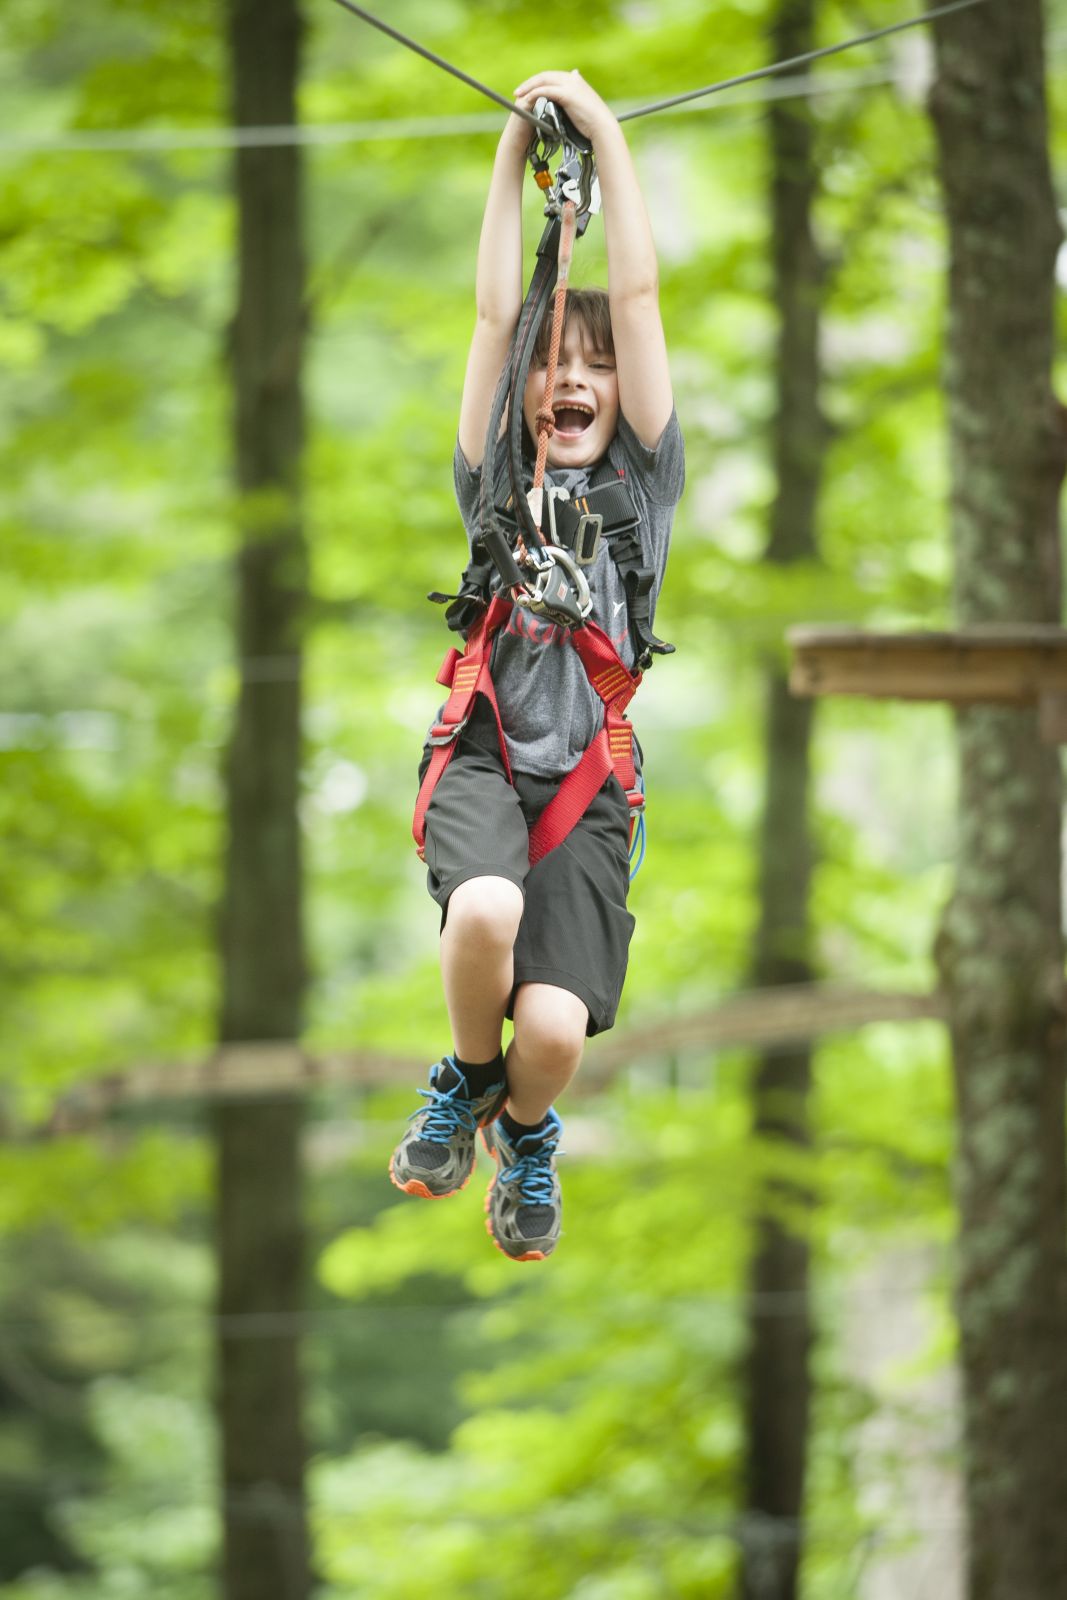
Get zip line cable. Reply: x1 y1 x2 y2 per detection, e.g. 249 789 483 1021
617 0 991 121
326 0 554 136
326 0 991 134
0 0 1018 160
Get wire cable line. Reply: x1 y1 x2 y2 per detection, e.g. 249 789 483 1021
617 0 991 121
0 1278 939 1339
3 1 1025 162
0 113 505 156
327 0 554 135
327 0 991 135
0 65 899 158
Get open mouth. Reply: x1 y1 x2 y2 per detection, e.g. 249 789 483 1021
552 402 594 438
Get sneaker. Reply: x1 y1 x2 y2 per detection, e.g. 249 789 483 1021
390 1058 508 1199
482 1110 563 1261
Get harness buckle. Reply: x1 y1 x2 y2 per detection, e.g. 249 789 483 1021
626 787 645 814
573 511 603 566
428 715 469 747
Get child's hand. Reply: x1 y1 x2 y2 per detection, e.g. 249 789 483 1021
513 70 617 146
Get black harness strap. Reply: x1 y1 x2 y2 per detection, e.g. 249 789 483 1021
425 215 567 635
601 521 674 672
490 216 563 562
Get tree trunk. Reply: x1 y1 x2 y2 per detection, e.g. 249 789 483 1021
929 7 1067 1599
215 1 311 1597
741 3 824 1596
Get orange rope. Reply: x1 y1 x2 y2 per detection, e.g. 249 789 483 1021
531 200 578 533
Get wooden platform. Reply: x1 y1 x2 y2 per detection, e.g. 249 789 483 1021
788 625 1067 739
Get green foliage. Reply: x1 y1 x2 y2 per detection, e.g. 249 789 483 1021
0 1223 214 1589
2 0 1049 1591
313 1025 954 1595
0 1137 207 1231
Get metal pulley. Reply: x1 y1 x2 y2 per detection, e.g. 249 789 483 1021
518 543 594 630
527 98 601 234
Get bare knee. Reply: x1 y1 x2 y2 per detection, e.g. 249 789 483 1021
445 876 524 956
513 984 589 1072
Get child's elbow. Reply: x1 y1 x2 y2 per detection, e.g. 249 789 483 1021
612 282 662 331
473 301 520 333
614 277 661 314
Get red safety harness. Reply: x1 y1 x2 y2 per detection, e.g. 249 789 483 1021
411 594 644 867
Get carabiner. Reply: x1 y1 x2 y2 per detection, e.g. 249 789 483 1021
517 544 593 630
527 98 601 234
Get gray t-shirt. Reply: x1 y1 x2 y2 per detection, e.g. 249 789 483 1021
448 409 685 778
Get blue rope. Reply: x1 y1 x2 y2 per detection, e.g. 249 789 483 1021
629 775 647 880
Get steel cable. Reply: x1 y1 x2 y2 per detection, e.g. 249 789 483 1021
329 0 993 137
617 0 992 122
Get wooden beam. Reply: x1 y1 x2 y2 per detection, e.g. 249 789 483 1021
30 1045 422 1139
585 985 946 1084
788 626 1067 716
14 985 947 1141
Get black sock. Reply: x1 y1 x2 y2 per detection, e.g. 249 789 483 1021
438 1051 505 1097
500 1109 550 1144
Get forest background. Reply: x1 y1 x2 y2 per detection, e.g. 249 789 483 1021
1 0 1066 1597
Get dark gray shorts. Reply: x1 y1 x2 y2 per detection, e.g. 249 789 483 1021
419 707 635 1036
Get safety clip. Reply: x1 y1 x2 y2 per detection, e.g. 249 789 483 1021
518 544 593 629
528 98 601 234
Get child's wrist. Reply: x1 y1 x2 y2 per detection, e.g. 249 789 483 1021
588 110 624 155
501 113 533 154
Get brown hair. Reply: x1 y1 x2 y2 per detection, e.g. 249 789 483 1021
531 284 614 367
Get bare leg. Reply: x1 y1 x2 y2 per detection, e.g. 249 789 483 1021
440 876 524 1062
505 982 589 1124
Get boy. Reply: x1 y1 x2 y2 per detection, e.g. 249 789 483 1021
390 70 684 1260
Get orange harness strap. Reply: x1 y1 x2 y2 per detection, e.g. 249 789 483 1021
411 595 513 862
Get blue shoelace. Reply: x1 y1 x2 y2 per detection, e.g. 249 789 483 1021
500 1133 560 1206
411 1077 480 1145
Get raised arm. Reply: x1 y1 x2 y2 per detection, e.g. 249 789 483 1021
457 115 530 468
513 70 674 451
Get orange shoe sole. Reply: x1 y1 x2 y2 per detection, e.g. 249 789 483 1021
481 1136 552 1262
388 1102 506 1200
388 1167 468 1200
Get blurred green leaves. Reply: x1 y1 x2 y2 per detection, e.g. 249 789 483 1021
0 0 997 1591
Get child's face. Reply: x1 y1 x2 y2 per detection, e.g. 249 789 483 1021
522 325 620 470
